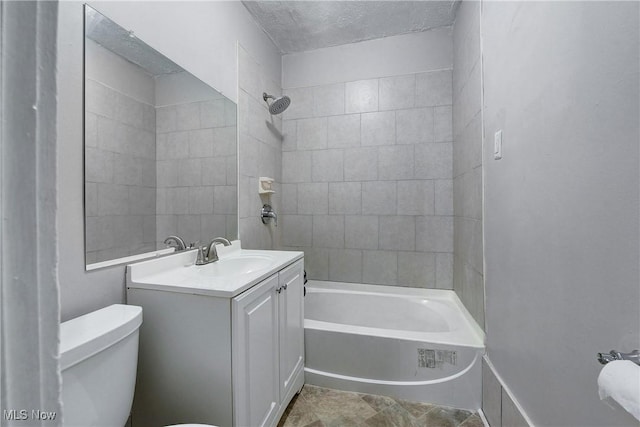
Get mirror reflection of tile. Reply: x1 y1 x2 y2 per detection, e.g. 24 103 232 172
84 6 237 266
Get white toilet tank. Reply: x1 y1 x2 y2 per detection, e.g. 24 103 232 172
60 304 142 427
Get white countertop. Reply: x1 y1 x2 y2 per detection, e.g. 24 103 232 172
126 241 303 298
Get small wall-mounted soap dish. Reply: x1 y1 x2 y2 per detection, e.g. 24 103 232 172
258 177 275 194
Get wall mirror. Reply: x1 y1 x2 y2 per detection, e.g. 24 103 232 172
84 5 238 270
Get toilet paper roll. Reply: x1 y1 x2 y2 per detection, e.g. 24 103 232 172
598 360 640 421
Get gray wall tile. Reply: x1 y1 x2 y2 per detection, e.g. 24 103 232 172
165 187 189 215
303 247 329 280
85 147 114 183
502 390 529 427
329 249 363 282
453 3 484 328
328 114 361 148
416 69 453 107
113 153 141 186
314 83 345 117
189 129 215 158
379 216 416 251
435 106 453 142
312 215 345 248
178 158 202 187
297 117 328 150
312 149 344 182
282 119 297 151
188 186 214 215
281 69 452 288
344 147 378 181
177 214 200 243
345 79 379 113
281 215 312 247
435 253 454 289
416 216 454 252
329 182 362 214
363 251 398 286
415 143 453 179
200 99 226 128
345 216 379 250
281 183 298 214
379 74 416 111
396 108 434 145
201 157 228 186
283 86 314 120
378 145 415 180
283 151 312 183
398 252 436 287
85 182 98 217
362 181 396 215
397 180 435 216
361 111 396 146
298 182 329 214
176 102 201 131
435 179 454 216
213 186 237 215
482 358 502 427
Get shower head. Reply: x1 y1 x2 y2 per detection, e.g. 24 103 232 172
263 92 291 115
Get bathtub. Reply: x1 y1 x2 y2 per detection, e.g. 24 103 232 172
304 281 485 411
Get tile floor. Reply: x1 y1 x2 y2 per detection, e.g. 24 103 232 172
278 385 484 427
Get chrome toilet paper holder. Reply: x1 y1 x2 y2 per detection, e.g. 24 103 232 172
597 350 640 366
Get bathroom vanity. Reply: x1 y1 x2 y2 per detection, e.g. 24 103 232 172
126 242 304 427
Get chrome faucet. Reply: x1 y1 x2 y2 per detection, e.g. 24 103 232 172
195 237 232 265
261 204 277 226
164 235 186 251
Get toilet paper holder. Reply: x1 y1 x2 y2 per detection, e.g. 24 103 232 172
597 350 640 366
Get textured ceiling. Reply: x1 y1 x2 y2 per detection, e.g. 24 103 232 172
242 1 458 54
85 6 184 76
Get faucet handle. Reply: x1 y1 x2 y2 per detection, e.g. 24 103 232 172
187 241 200 249
195 245 207 265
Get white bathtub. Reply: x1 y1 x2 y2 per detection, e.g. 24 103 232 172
304 281 485 411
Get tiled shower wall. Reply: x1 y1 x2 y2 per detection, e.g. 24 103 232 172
280 71 454 288
237 44 283 249
155 81 237 247
84 78 157 263
452 1 484 327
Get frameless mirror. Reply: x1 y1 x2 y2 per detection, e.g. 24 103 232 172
84 5 238 269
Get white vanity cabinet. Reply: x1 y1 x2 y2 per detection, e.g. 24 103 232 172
232 260 304 427
126 250 304 427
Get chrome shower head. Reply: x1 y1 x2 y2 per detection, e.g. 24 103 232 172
263 92 291 115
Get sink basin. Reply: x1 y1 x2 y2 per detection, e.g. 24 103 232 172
189 254 274 278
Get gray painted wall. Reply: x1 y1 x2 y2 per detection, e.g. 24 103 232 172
452 1 484 327
482 2 639 426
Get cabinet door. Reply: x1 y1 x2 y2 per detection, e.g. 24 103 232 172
277 260 304 401
232 274 280 427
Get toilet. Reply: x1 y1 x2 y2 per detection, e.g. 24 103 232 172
60 304 216 427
